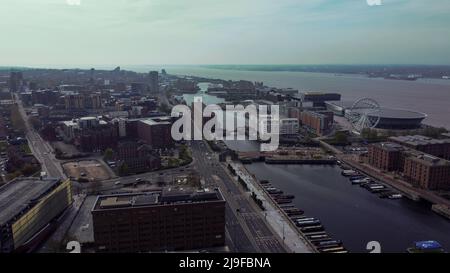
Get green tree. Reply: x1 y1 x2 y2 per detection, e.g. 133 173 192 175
119 163 129 176
103 148 114 161
334 131 348 144
21 163 38 176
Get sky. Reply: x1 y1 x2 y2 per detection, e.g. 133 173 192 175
1 0 450 66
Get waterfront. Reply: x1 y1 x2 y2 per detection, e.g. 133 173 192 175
127 65 450 129
245 162 450 253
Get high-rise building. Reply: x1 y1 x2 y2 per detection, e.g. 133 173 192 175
149 71 159 93
92 188 226 252
9 71 23 92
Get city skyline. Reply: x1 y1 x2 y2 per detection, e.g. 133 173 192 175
1 0 450 66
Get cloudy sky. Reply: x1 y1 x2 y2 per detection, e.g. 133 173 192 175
1 0 450 66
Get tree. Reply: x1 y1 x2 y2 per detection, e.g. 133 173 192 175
334 131 348 144
118 163 129 176
21 163 38 176
423 127 448 138
103 148 114 161
361 128 378 141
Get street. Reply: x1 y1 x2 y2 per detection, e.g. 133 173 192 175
190 140 286 253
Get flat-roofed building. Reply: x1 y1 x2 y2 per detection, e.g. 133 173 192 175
403 151 450 190
299 110 334 136
368 142 405 172
0 178 72 253
92 188 225 252
280 118 299 135
389 135 450 160
137 118 173 149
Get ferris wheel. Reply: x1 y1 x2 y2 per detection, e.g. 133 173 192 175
347 98 381 133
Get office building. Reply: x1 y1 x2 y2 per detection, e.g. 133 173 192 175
92 188 225 252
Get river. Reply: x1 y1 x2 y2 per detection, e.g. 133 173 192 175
128 65 450 252
125 65 450 129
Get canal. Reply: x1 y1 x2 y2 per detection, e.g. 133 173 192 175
245 162 450 253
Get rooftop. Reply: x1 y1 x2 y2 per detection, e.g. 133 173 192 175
406 150 450 166
140 118 171 126
326 101 427 120
0 178 60 226
389 135 450 146
93 188 224 211
374 142 405 152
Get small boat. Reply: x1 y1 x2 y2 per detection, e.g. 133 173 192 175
341 170 358 176
296 220 321 227
300 225 324 233
388 193 403 199
276 199 292 204
351 178 370 184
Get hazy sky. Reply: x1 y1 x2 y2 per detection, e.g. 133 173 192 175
2 0 450 66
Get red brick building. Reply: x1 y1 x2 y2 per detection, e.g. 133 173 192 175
389 135 450 160
403 151 450 190
367 142 450 190
368 142 405 172
299 110 334 136
137 118 173 149
115 141 161 174
79 124 118 152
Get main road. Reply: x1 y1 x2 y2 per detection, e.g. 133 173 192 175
15 95 65 178
190 140 287 253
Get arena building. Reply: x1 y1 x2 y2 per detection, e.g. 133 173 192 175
325 101 427 129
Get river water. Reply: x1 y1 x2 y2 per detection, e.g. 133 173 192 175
126 65 450 129
126 65 450 252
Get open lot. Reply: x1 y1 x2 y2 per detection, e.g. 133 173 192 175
62 160 113 182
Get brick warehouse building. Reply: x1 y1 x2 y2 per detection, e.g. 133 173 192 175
115 141 161 174
403 151 450 190
389 135 450 160
299 110 334 136
367 142 450 190
368 142 405 172
92 188 225 252
137 118 173 149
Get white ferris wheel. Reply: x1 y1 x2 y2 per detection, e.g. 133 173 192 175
347 98 381 133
